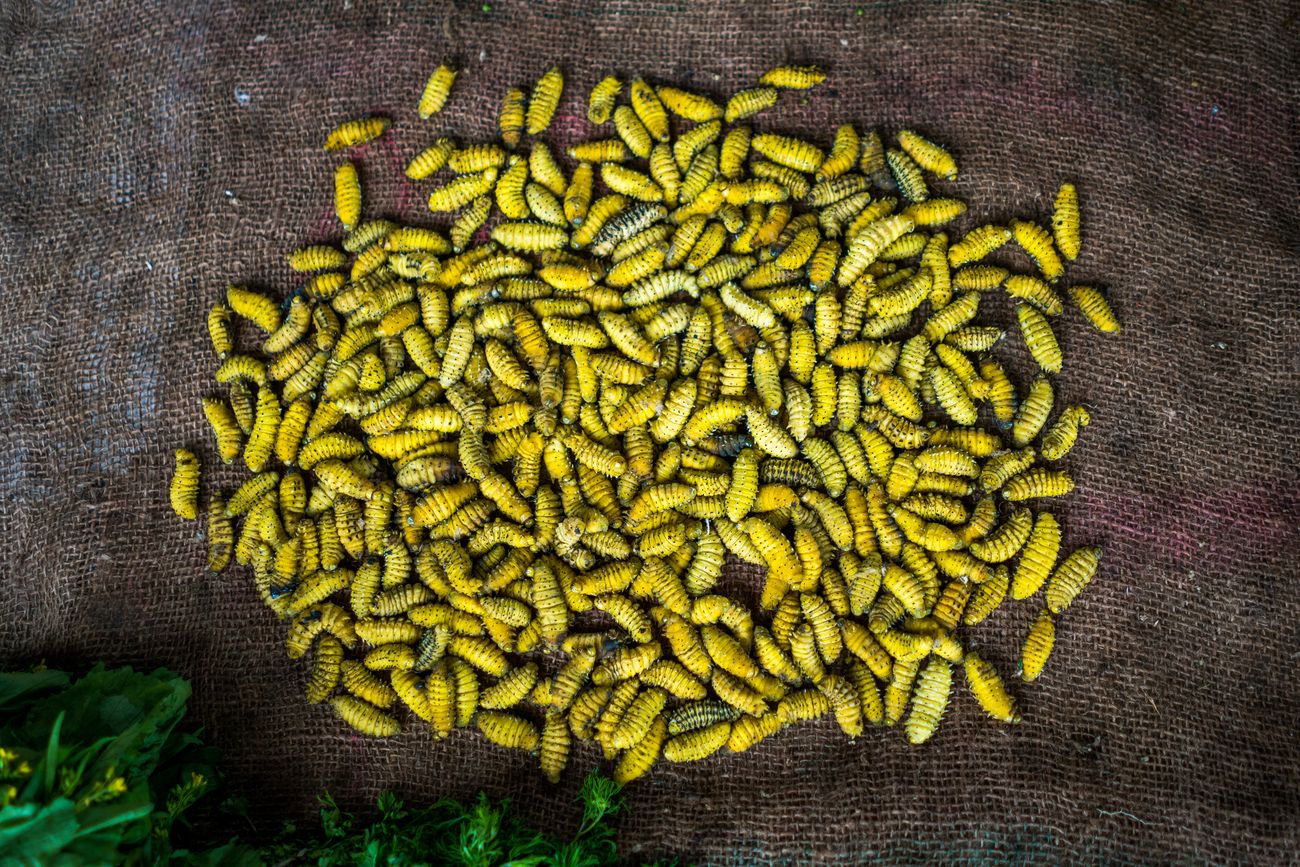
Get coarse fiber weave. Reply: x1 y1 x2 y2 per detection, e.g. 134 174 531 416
1 0 1297 862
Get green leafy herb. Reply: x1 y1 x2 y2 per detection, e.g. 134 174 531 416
0 664 248 866
0 665 639 866
262 771 624 867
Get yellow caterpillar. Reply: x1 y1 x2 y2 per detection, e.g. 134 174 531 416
1052 182 1081 261
897 129 958 180
334 162 361 230
587 76 622 125
963 652 1019 723
759 65 826 90
418 64 457 118
526 66 564 135
1069 285 1122 333
169 449 200 519
324 117 388 151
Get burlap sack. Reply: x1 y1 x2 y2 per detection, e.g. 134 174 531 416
1 0 1296 861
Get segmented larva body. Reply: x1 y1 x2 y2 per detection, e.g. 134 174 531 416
1003 467 1075 501
760 65 826 89
526 66 564 136
1045 546 1102 614
407 138 456 180
658 85 722 123
418 63 457 118
948 224 1011 268
1040 405 1092 460
332 695 401 736
897 129 958 180
478 710 541 752
663 721 732 762
1016 304 1063 373
886 148 928 203
306 635 344 703
1011 219 1065 283
629 78 669 142
752 133 825 175
905 657 951 744
1052 182 1081 261
287 245 347 273
1005 274 1064 315
725 87 779 123
963 652 1020 723
334 162 361 231
227 286 280 336
1021 611 1056 682
496 88 527 148
324 117 389 151
587 75 622 125
968 507 1034 563
1069 285 1122 333
1012 512 1061 600
539 711 571 783
169 448 200 520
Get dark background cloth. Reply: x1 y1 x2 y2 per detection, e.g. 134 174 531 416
1 0 1297 862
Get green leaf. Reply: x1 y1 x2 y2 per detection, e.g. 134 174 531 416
318 792 352 839
0 670 69 718
178 839 267 866
375 790 401 818
62 824 144 866
42 711 64 797
73 783 153 838
15 666 191 787
246 780 630 867
0 798 80 861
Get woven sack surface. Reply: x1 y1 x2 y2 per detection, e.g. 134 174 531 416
0 0 1297 861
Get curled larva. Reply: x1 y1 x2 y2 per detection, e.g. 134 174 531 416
1040 405 1091 460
